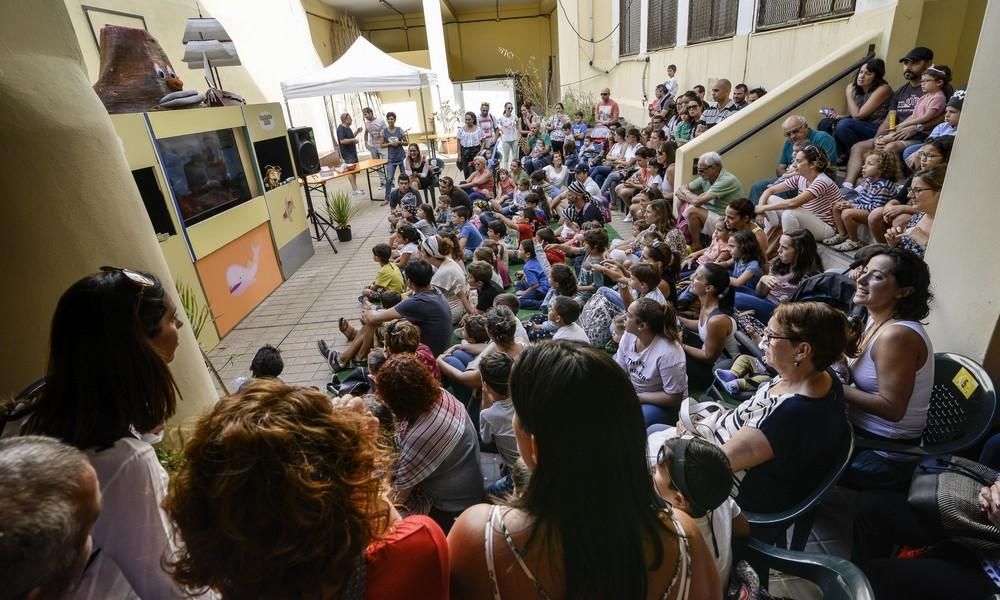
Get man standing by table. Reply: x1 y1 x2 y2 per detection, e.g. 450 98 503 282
362 107 387 189
337 113 364 196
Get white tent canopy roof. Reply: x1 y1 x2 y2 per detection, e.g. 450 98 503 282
281 36 438 100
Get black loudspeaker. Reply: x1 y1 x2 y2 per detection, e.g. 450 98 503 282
288 126 320 176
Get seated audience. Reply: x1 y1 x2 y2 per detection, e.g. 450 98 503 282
675 152 744 250
403 143 432 190
362 243 406 301
723 198 767 257
542 151 570 196
747 87 767 103
842 247 934 490
708 302 852 515
598 128 645 198
393 223 422 268
756 144 840 246
902 89 962 167
614 298 687 426
0 436 101 600
595 261 668 311
458 156 494 202
869 135 951 242
818 57 893 157
735 229 823 322
681 220 731 277
22 267 205 599
521 122 551 174
874 64 950 157
451 206 483 261
421 235 475 322
382 318 441 381
733 83 749 110
650 436 751 585
727 229 766 295
447 341 720 599
467 260 504 313
748 115 837 205
701 79 739 128
588 127 627 186
317 259 452 369
163 380 450 599
379 354 483 532
514 239 549 309
549 296 590 343
231 344 284 391
823 149 901 251
884 165 946 258
681 264 739 387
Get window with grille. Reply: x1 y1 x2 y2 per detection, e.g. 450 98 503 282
619 0 641 56
648 0 678 50
687 0 739 44
757 0 855 30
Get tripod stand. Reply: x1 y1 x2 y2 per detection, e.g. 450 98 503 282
301 179 338 253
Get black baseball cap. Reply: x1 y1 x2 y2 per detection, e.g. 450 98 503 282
900 47 933 63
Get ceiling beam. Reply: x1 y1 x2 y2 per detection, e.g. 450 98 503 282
439 0 457 22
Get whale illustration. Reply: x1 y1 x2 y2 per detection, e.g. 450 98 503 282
226 243 261 296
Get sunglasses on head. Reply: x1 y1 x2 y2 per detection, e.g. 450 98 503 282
101 266 154 288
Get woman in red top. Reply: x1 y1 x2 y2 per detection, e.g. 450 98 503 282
163 379 450 599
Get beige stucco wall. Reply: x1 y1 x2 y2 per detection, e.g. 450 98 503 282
62 0 267 104
2 0 217 424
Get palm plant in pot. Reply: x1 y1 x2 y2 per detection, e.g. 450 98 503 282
326 190 362 242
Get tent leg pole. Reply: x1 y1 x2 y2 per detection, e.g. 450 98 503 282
285 100 294 127
419 89 435 159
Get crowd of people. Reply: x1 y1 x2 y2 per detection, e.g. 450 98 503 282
0 47 990 600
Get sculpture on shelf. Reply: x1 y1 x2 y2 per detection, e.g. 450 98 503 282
93 26 205 113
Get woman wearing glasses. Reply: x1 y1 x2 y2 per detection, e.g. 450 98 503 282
755 144 840 244
704 301 851 515
842 249 935 492
883 165 945 258
23 268 208 599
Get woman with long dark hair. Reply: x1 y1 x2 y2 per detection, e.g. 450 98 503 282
818 57 893 156
681 263 739 389
448 341 720 599
23 267 202 599
735 228 823 322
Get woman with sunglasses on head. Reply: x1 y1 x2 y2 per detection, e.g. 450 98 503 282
448 341 721 600
755 144 840 245
23 268 212 599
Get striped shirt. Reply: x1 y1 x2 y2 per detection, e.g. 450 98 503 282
778 173 839 226
393 389 468 493
702 100 739 127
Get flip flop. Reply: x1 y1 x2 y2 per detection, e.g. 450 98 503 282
338 318 358 342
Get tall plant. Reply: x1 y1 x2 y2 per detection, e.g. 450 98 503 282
325 190 363 229
176 280 231 394
432 99 462 133
498 47 549 113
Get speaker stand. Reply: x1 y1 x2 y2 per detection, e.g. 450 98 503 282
302 181 338 253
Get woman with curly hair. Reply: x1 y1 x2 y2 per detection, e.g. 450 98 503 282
448 341 720 599
379 353 483 532
843 247 935 490
164 379 449 599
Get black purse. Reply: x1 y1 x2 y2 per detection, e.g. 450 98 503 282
908 455 1000 551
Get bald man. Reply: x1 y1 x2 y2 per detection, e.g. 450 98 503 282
701 79 739 128
747 115 839 205
594 88 620 128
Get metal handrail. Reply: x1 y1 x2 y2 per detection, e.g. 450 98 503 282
717 43 876 156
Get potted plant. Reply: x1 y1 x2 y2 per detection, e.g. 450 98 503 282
432 99 461 154
325 190 362 242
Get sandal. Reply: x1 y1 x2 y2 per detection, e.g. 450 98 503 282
316 340 345 370
338 318 358 342
821 234 848 246
832 239 864 252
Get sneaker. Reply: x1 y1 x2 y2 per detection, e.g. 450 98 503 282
832 239 864 252
352 188 366 196
622 214 633 222
822 234 848 246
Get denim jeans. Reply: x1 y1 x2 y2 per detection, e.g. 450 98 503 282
500 140 519 169
642 403 679 428
734 292 778 322
598 286 625 311
367 143 386 185
600 170 623 197
819 117 880 157
516 283 547 309
590 165 613 186
385 161 403 196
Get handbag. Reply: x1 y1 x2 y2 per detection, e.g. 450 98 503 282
327 367 372 397
579 292 622 348
908 455 1000 552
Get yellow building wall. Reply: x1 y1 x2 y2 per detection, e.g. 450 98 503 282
301 0 361 65
924 0 1000 380
62 0 266 103
358 7 556 85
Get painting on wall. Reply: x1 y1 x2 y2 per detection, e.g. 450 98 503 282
194 223 282 336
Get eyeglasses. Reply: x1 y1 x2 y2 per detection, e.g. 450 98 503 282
761 328 797 345
601 92 610 96
908 186 934 195
687 105 699 111
783 126 804 137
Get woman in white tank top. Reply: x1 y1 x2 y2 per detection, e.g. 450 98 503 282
843 249 934 490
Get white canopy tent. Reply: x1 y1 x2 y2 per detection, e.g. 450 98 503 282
281 37 440 157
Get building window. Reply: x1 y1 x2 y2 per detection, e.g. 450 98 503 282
648 0 678 50
620 0 641 56
688 0 739 44
757 0 856 30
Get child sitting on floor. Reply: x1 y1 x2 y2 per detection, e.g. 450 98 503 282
525 264 578 340
362 243 406 303
680 220 731 276
231 345 284 391
479 351 518 496
514 240 549 309
549 296 591 344
727 229 765 295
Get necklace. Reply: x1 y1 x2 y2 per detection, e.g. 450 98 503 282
858 316 895 355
